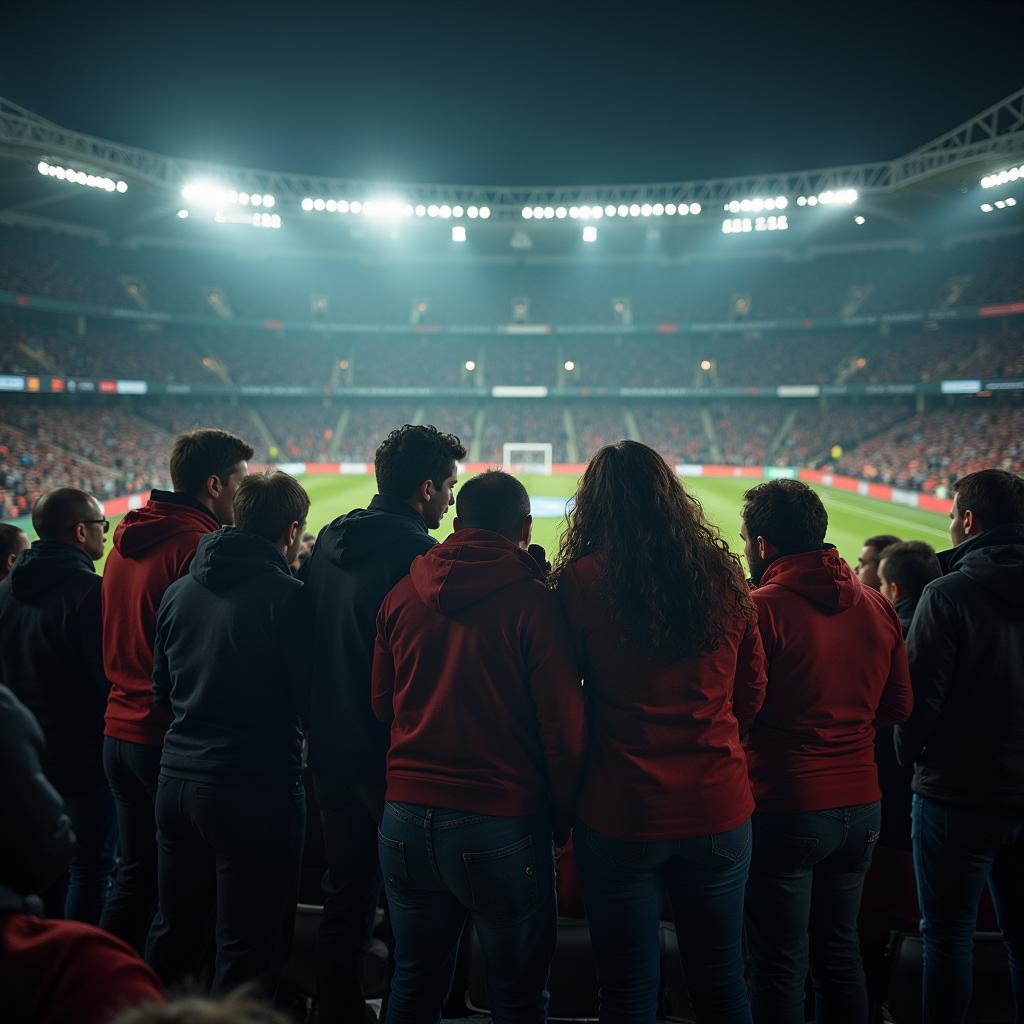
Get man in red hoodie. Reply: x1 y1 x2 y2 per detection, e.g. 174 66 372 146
372 470 586 1024
739 479 912 1024
99 428 253 951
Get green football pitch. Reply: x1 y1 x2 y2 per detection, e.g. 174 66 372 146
89 473 952 574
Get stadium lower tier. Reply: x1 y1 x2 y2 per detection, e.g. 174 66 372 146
1 395 1021 520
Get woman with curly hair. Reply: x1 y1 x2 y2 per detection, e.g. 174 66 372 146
552 440 766 1024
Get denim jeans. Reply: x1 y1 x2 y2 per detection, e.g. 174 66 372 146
64 783 118 923
574 818 752 1024
746 802 881 1024
378 802 557 1024
912 794 1024 1024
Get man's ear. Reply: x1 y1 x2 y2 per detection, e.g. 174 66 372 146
889 580 904 603
4 553 14 572
71 522 88 546
288 521 301 547
962 508 977 537
519 514 533 548
206 473 223 500
757 536 770 560
452 516 461 532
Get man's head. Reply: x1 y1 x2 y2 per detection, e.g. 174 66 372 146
31 488 107 562
878 540 942 607
0 524 29 579
169 429 254 525
949 469 1024 546
374 424 467 530
855 534 902 591
740 479 829 585
232 472 310 563
453 471 533 547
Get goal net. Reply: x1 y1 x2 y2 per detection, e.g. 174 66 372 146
502 442 553 475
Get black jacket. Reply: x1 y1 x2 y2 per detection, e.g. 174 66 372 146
0 685 76 897
304 494 435 784
0 542 108 796
153 528 307 787
895 523 1024 808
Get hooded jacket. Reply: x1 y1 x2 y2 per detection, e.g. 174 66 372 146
304 494 437 785
372 529 586 840
747 547 912 814
102 490 220 746
152 528 307 786
895 523 1024 807
0 542 108 796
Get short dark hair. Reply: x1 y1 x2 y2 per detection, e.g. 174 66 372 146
169 429 254 497
864 535 902 559
742 479 829 554
953 469 1024 531
878 541 942 601
232 472 310 543
31 488 99 541
0 523 28 563
456 471 531 540
374 424 466 500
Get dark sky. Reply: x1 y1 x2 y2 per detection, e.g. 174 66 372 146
4 1 1022 186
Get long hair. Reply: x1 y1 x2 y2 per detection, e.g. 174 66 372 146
552 440 753 660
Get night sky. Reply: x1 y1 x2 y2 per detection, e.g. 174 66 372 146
3 1 1022 186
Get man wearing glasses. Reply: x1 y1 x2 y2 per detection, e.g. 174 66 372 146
0 487 115 925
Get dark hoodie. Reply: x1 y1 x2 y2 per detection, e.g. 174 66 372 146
372 529 586 840
304 494 437 785
102 490 220 746
896 523 1024 808
152 528 306 786
0 542 108 796
747 547 912 814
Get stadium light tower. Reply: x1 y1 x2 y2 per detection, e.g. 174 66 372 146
582 225 597 243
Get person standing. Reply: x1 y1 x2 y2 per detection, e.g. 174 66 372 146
100 429 253 951
552 441 765 1024
895 469 1024 1024
740 480 912 1024
855 534 902 592
0 487 115 923
0 522 29 580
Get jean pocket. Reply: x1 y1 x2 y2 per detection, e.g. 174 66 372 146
378 829 412 894
463 834 541 923
710 820 752 863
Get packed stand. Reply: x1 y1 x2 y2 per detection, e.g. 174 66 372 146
572 404 629 459
777 401 915 468
632 402 711 465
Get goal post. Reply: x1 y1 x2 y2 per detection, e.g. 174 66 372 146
502 442 553 475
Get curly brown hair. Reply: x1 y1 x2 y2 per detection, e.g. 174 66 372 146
551 440 753 660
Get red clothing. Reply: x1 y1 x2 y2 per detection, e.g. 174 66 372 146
747 548 913 814
372 529 586 840
102 492 219 745
0 912 164 1024
556 553 767 841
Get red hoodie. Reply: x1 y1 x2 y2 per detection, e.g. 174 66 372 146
556 553 767 841
102 491 220 745
372 529 586 840
747 547 913 814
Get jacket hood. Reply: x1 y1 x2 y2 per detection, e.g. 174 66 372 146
320 494 430 568
947 523 1024 608
409 528 542 615
8 541 95 600
758 546 862 613
112 490 219 557
188 528 292 593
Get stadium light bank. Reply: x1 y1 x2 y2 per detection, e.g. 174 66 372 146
300 198 491 220
38 161 127 194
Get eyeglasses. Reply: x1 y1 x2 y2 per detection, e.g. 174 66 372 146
80 519 110 534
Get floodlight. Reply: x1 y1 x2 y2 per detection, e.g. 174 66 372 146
263 195 275 207
427 204 439 217
350 200 363 213
479 207 490 218
302 198 314 211
403 204 414 217
807 196 818 206
452 225 466 242
980 203 993 212
617 204 629 216
776 196 788 208
453 205 464 217
995 200 1006 208
1008 198 1018 206
556 207 567 219
326 199 337 212
700 360 713 371
755 216 766 230
439 205 452 218
854 215 865 225
564 360 576 371
641 204 652 216
690 203 701 214
313 198 326 211
742 219 752 232
416 205 427 216
605 204 616 216
338 200 350 213
271 214 281 228
252 194 263 207
722 220 733 234
752 198 765 212
582 225 597 242
468 206 479 218
765 198 776 211
465 360 476 371
544 207 555 219
629 204 641 216
796 196 806 206
665 203 676 215
55 166 67 180
38 161 49 174
653 203 665 216
580 205 592 218
177 209 189 219
239 192 251 205
778 215 788 229
591 206 603 219
678 204 689 216
534 206 545 219
522 207 533 219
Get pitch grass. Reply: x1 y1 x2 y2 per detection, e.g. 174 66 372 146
88 473 952 574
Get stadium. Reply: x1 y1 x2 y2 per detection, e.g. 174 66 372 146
1 23 1024 1024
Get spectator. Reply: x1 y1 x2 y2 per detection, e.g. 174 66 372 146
855 534 902 591
895 469 1024 1023
0 522 28 580
0 685 164 1024
100 429 253 952
0 488 115 923
878 541 943 637
740 480 913 1024
146 473 309 997
372 470 585 1023
303 423 466 1024
552 441 765 1024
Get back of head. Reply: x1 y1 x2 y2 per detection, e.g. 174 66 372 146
169 429 255 497
110 989 291 1024
455 471 531 541
374 424 467 499
953 469 1024 532
866 534 902 556
742 479 829 554
0 523 28 563
879 541 942 602
232 472 310 543
31 488 97 542
553 440 752 660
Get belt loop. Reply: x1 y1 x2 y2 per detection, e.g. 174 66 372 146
424 807 434 830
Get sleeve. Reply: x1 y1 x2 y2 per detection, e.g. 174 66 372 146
150 594 173 715
874 620 913 728
371 601 396 724
73 577 110 706
895 584 957 766
280 583 313 727
732 615 767 734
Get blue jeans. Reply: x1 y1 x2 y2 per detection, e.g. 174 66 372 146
746 802 881 1024
378 802 557 1024
574 818 752 1024
63 783 118 923
912 794 1024 1024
